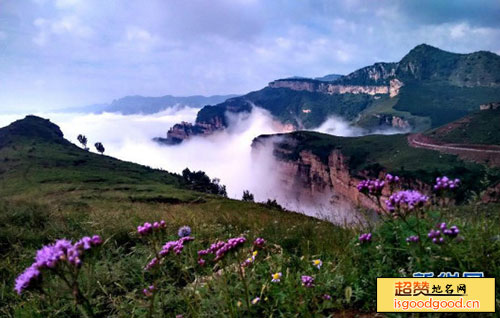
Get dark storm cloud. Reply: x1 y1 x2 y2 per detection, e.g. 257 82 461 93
0 0 499 112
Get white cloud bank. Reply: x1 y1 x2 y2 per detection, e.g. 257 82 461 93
0 108 405 224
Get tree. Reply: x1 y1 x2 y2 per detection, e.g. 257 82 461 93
242 190 254 202
94 142 105 155
77 134 88 150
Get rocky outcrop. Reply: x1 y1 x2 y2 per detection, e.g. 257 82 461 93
268 80 391 96
389 79 404 97
374 114 411 129
154 116 226 145
479 102 500 110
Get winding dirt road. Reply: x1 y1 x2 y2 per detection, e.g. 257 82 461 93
408 134 500 166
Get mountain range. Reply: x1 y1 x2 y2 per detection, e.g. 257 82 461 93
61 94 238 115
158 44 500 145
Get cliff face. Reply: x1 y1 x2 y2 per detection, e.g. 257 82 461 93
154 116 226 145
251 135 386 224
268 80 391 96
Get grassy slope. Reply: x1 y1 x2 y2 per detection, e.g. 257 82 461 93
0 117 356 316
426 108 500 145
1 116 500 317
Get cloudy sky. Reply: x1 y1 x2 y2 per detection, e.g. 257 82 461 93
1 0 500 112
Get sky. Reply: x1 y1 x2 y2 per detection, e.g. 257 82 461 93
1 0 500 112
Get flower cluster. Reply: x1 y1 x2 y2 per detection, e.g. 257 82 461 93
359 233 372 244
145 236 194 271
15 235 102 294
357 179 385 195
301 275 314 288
198 236 246 263
143 285 156 297
253 237 265 248
385 174 400 184
428 229 444 244
177 226 192 238
385 190 428 212
137 220 166 236
433 176 460 191
437 222 460 237
406 235 419 243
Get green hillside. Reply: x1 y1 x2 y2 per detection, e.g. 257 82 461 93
426 108 500 145
2 116 500 317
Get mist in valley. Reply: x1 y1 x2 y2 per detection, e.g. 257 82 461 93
0 107 405 223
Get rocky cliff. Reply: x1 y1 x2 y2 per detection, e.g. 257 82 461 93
251 134 386 224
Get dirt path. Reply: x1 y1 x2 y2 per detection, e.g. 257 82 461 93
408 134 500 166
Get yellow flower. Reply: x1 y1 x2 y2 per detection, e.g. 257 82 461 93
271 272 282 282
312 259 323 269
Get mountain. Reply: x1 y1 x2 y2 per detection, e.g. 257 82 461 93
314 74 343 82
62 94 238 115
158 44 500 144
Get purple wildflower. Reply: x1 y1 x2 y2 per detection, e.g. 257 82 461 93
357 179 385 195
359 233 372 244
143 285 155 297
385 174 400 184
178 226 192 238
301 275 314 288
406 235 419 243
15 235 102 294
385 190 428 212
197 236 247 262
434 176 460 191
253 237 265 248
144 257 159 271
14 265 40 295
197 258 206 266
322 294 332 300
137 220 166 236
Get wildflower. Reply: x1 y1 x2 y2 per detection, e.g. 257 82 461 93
322 294 332 300
198 236 247 262
197 258 206 266
137 221 166 236
252 251 258 259
312 259 322 269
385 190 428 212
253 237 265 248
251 297 260 305
160 236 194 256
301 275 314 288
406 235 419 243
434 176 460 191
15 235 102 294
271 272 282 283
144 257 159 271
14 265 40 295
178 226 192 238
357 179 385 195
143 285 155 297
359 233 372 244
443 225 459 237
385 174 400 184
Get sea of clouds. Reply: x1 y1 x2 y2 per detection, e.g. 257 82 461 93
0 107 405 223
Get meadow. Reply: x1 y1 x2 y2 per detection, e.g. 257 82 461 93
1 117 500 317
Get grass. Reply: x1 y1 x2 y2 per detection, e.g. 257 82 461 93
1 116 500 317
426 109 500 145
